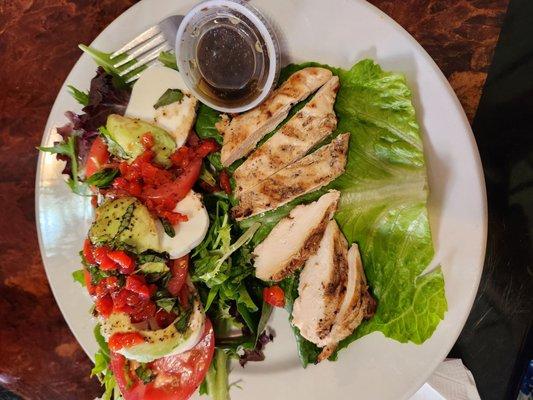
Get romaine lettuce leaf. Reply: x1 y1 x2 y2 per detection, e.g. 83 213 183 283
329 60 446 353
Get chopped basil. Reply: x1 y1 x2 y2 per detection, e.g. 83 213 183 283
154 89 184 109
160 218 176 238
72 269 86 286
85 168 119 188
114 203 136 241
156 298 176 313
135 364 154 384
88 265 110 285
174 305 192 333
140 261 169 274
137 251 168 264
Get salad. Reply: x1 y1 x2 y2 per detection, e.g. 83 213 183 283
39 43 447 400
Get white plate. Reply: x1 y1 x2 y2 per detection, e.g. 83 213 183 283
35 0 487 399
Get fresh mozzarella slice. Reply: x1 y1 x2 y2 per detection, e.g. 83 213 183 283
125 65 198 147
158 190 209 259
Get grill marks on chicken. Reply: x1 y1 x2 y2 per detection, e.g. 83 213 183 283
232 133 349 220
292 220 349 345
292 226 376 361
253 191 340 282
217 67 333 166
233 76 340 196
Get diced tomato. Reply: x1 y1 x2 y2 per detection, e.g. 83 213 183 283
263 286 285 308
130 299 157 323
112 177 130 191
110 319 215 400
84 269 96 296
141 133 155 149
107 250 135 275
125 275 151 299
95 276 121 298
194 139 219 158
83 239 96 265
109 332 145 352
159 210 188 225
93 246 118 271
85 137 110 178
113 288 141 315
91 195 98 208
219 169 232 194
128 180 143 196
95 294 114 318
170 146 192 168
155 309 177 329
167 256 189 297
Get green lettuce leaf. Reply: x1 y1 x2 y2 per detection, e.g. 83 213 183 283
328 60 446 353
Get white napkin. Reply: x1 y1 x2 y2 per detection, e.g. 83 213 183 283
410 359 481 400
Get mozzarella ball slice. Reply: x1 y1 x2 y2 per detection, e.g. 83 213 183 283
158 190 209 259
125 65 198 147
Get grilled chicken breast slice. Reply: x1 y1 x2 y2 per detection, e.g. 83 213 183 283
317 244 376 361
253 190 340 282
233 76 340 197
232 133 349 220
217 67 333 166
292 220 349 345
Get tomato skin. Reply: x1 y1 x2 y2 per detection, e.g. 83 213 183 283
93 246 118 271
110 319 215 400
125 275 151 299
167 256 189 297
95 294 114 318
86 137 110 178
141 133 155 149
107 250 135 275
194 139 219 158
84 269 96 296
83 239 96 264
263 286 285 307
219 169 232 195
155 309 177 329
95 276 120 298
109 332 145 352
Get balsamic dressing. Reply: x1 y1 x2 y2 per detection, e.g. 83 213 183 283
196 25 258 102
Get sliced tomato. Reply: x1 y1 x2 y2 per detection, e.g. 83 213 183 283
263 285 285 307
141 156 202 206
167 256 189 297
85 137 110 178
110 319 215 400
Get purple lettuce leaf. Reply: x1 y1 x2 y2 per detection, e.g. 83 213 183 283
79 67 130 131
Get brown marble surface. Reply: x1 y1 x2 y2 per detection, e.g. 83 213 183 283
0 1 508 399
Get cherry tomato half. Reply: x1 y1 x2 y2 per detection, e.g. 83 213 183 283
263 286 285 308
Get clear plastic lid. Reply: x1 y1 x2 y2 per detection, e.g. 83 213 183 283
175 0 280 113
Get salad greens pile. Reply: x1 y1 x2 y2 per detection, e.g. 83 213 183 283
55 44 446 399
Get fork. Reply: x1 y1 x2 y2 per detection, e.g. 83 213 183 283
110 15 183 83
